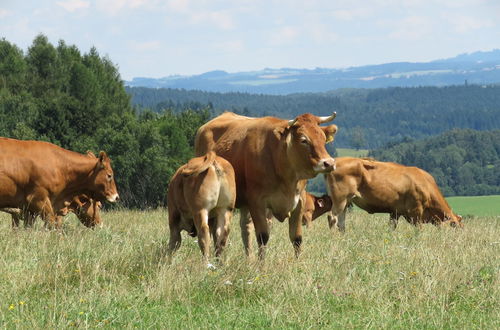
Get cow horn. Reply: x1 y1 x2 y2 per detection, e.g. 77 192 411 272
288 118 298 126
318 112 337 124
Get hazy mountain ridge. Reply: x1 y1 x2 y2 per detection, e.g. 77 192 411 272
126 50 500 94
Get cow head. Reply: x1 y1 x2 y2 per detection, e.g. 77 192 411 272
286 113 337 179
90 151 119 203
447 213 464 228
311 194 333 220
71 195 103 228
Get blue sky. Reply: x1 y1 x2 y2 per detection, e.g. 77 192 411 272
1 0 499 80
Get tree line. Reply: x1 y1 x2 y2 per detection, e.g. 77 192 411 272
0 35 209 208
127 84 500 149
369 129 500 196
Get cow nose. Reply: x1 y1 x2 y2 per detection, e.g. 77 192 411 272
322 159 336 171
107 193 120 203
314 158 336 172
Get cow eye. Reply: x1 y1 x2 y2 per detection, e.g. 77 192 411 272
300 137 309 144
107 174 113 181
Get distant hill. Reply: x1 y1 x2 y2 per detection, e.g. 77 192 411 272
126 50 500 94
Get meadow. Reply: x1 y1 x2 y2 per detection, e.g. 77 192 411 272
447 195 500 218
0 209 498 328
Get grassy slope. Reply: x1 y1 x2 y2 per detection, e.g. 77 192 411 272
0 210 498 328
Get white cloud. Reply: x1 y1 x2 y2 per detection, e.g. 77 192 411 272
167 0 190 13
443 14 495 33
381 16 433 40
57 0 90 12
308 24 339 44
0 8 11 18
269 26 300 46
96 0 153 15
213 40 245 54
189 10 235 30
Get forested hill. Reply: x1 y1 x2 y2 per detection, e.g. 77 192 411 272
370 129 500 196
127 85 500 148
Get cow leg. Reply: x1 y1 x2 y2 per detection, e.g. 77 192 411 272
11 214 20 228
193 209 210 262
289 199 304 258
29 196 57 230
389 213 399 230
336 208 347 232
331 199 348 232
214 208 232 259
209 217 217 250
248 206 270 260
239 207 254 256
327 212 336 229
23 211 37 228
167 210 182 260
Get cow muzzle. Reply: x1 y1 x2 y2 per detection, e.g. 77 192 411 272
107 193 120 203
314 158 336 173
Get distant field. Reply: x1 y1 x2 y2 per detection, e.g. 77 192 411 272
447 195 500 217
336 148 369 157
0 210 498 328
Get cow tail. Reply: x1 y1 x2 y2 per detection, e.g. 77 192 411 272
181 151 217 176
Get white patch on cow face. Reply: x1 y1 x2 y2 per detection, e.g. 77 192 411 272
107 193 119 203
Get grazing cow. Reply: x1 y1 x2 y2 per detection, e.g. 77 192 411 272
195 112 337 258
325 157 463 231
0 137 119 228
301 191 332 227
1 195 102 228
167 151 236 262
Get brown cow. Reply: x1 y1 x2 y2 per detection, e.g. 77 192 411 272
264 191 332 227
0 137 119 228
195 112 337 258
2 195 102 228
325 157 463 231
301 191 332 227
167 151 236 262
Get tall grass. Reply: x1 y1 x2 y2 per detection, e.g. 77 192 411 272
0 210 498 328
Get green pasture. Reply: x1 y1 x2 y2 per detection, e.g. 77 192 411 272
0 209 498 328
336 148 369 157
447 195 500 217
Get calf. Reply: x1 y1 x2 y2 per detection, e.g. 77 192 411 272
325 157 462 231
167 151 236 262
0 137 118 229
301 191 332 227
1 195 102 228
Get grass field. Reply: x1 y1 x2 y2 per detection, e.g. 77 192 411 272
0 209 498 328
336 148 369 157
447 195 500 217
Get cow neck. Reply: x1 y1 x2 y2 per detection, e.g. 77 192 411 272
60 152 99 194
275 129 302 188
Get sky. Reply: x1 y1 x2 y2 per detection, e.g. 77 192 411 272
1 0 500 80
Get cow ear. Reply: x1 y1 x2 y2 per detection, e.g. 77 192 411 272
322 125 338 144
273 127 287 140
98 151 107 168
317 198 324 208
